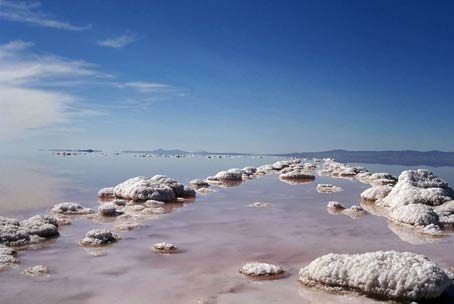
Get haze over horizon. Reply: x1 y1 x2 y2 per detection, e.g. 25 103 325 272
1 0 454 154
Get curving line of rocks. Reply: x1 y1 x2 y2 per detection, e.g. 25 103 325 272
1 157 453 302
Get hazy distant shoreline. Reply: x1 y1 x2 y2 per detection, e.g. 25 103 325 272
43 148 454 167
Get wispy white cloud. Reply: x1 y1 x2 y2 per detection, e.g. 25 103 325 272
0 40 181 141
0 0 91 31
97 34 137 48
0 40 103 140
122 81 171 93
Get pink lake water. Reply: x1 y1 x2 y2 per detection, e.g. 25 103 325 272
0 152 453 304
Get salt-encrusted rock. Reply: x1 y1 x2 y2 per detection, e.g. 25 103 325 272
356 172 372 183
80 229 120 246
181 186 196 197
321 160 368 178
51 202 94 215
280 171 315 180
303 163 317 171
242 167 257 175
152 242 177 253
256 164 274 174
272 160 292 170
149 175 186 195
189 179 210 188
249 202 272 208
112 176 177 202
0 245 18 267
326 201 345 210
316 184 343 193
368 173 398 186
388 204 440 228
98 203 123 216
23 265 48 277
380 170 454 208
434 200 454 227
114 219 142 231
197 188 216 194
55 217 72 226
0 215 59 246
239 262 285 278
360 185 393 201
343 205 366 218
97 187 115 198
298 251 451 301
215 171 243 181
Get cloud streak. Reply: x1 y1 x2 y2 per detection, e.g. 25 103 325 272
123 81 171 93
97 34 137 48
0 0 91 31
0 40 103 140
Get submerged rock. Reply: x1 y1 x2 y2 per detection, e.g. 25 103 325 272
23 265 48 277
51 202 94 215
248 202 272 208
326 201 345 210
316 184 343 193
80 229 120 246
152 242 177 253
299 251 451 301
239 262 285 279
0 215 59 246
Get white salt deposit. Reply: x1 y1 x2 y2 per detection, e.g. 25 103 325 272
299 251 451 301
80 229 120 246
239 262 285 278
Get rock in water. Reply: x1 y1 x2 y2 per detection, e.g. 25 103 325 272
23 265 49 277
152 242 178 253
239 262 285 279
360 185 393 201
280 171 315 180
316 184 343 193
80 229 120 246
298 251 451 301
51 202 94 215
104 175 195 202
215 171 243 181
0 215 59 246
380 169 454 208
0 245 18 268
97 187 115 198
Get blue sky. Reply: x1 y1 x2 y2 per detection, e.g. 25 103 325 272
0 0 453 153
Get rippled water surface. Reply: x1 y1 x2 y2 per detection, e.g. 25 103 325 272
1 152 453 304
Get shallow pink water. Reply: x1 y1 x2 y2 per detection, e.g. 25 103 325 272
0 155 453 304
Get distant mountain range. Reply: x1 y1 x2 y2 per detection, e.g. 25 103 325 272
121 148 250 156
47 149 101 153
276 150 454 167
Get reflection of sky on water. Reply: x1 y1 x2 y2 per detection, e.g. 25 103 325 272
0 152 453 303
